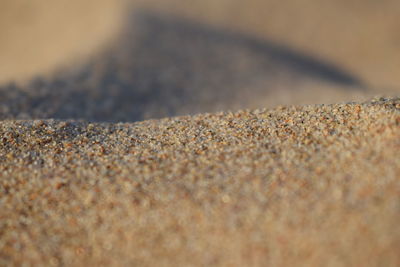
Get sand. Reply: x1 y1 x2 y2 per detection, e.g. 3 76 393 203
2 0 400 89
0 0 125 84
1 1 400 266
0 10 374 123
136 0 400 89
1 97 400 266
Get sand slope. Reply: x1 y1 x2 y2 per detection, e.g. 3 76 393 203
0 11 371 123
134 0 400 89
1 1 400 266
2 0 399 89
1 97 399 266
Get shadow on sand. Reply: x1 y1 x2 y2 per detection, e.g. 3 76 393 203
0 10 366 122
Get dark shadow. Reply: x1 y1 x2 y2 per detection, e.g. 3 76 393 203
0 10 367 122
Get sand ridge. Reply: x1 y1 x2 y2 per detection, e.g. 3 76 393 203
1 97 399 266
0 10 371 123
1 1 400 266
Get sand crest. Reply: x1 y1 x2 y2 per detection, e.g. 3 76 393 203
1 2 400 266
1 97 399 266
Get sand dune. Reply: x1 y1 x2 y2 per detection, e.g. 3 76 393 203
2 0 400 90
1 97 399 266
0 11 372 122
135 0 400 89
0 1 399 266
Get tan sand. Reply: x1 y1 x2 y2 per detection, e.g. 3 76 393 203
2 0 400 90
1 97 399 266
1 1 400 266
0 0 126 84
134 0 400 89
0 10 377 122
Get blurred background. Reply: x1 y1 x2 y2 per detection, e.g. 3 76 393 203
0 0 399 121
0 0 125 84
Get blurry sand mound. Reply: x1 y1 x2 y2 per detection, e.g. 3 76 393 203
0 11 369 122
1 97 399 266
1 0 399 90
136 0 400 89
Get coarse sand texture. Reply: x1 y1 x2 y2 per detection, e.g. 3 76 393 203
1 2 400 266
1 97 399 266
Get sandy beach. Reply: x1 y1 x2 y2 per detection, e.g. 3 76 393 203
0 1 399 266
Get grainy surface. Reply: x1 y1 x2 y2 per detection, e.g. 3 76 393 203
1 1 400 266
1 97 399 266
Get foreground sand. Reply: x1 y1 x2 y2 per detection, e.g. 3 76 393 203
1 97 399 266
